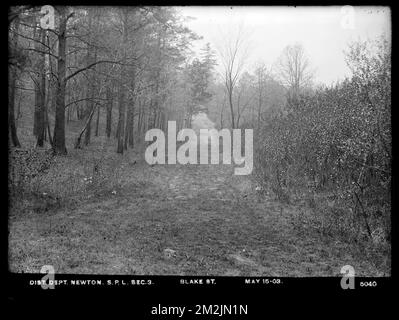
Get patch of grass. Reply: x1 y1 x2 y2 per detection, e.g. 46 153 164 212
9 140 142 217
9 147 390 276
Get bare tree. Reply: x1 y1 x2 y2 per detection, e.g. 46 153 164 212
277 43 314 109
254 62 271 131
217 25 250 129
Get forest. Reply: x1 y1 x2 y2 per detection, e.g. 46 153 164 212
8 6 391 276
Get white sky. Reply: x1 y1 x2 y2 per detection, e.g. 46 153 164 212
178 6 391 85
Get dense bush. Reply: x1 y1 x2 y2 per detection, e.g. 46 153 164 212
254 38 391 243
9 144 125 215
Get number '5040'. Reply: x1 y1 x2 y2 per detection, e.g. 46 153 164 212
360 281 377 287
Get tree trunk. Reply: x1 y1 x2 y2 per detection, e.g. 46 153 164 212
124 100 135 150
116 80 126 153
84 11 97 146
8 17 21 148
116 11 128 154
16 91 22 122
257 81 262 133
84 112 92 145
77 102 84 120
228 84 235 129
106 86 113 138
74 104 97 149
53 8 68 155
33 28 46 147
129 113 134 147
129 104 135 147
9 68 21 148
95 103 100 137
45 105 53 147
137 98 142 135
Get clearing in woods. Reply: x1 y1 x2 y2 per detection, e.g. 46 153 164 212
9 154 386 276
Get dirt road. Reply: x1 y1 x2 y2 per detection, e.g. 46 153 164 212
9 158 386 276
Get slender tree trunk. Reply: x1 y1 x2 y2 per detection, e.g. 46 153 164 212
148 100 154 130
77 102 84 120
33 24 40 137
137 98 142 135
9 68 21 148
153 109 158 129
115 118 120 138
123 103 130 150
188 109 192 128
124 101 135 149
53 8 68 155
150 32 161 131
141 109 145 135
157 111 162 129
8 17 21 148
116 11 128 154
106 86 113 138
129 109 134 148
161 112 166 131
84 111 91 145
36 71 46 147
45 105 53 147
16 91 22 122
33 28 46 147
95 103 100 137
43 68 51 144
116 80 126 153
84 11 97 146
220 101 224 128
228 84 235 129
74 104 97 149
124 64 135 149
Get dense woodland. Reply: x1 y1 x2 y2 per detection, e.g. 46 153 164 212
8 6 391 275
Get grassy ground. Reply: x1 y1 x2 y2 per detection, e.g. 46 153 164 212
9 93 390 276
8 144 390 276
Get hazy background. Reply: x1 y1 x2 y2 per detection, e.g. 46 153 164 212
179 6 391 85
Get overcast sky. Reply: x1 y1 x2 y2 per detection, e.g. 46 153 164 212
178 6 391 86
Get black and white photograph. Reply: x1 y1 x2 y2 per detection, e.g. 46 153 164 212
8 5 391 286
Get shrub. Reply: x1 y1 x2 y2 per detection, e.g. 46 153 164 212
254 37 391 243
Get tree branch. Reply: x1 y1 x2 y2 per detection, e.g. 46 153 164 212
65 58 139 82
65 97 108 109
